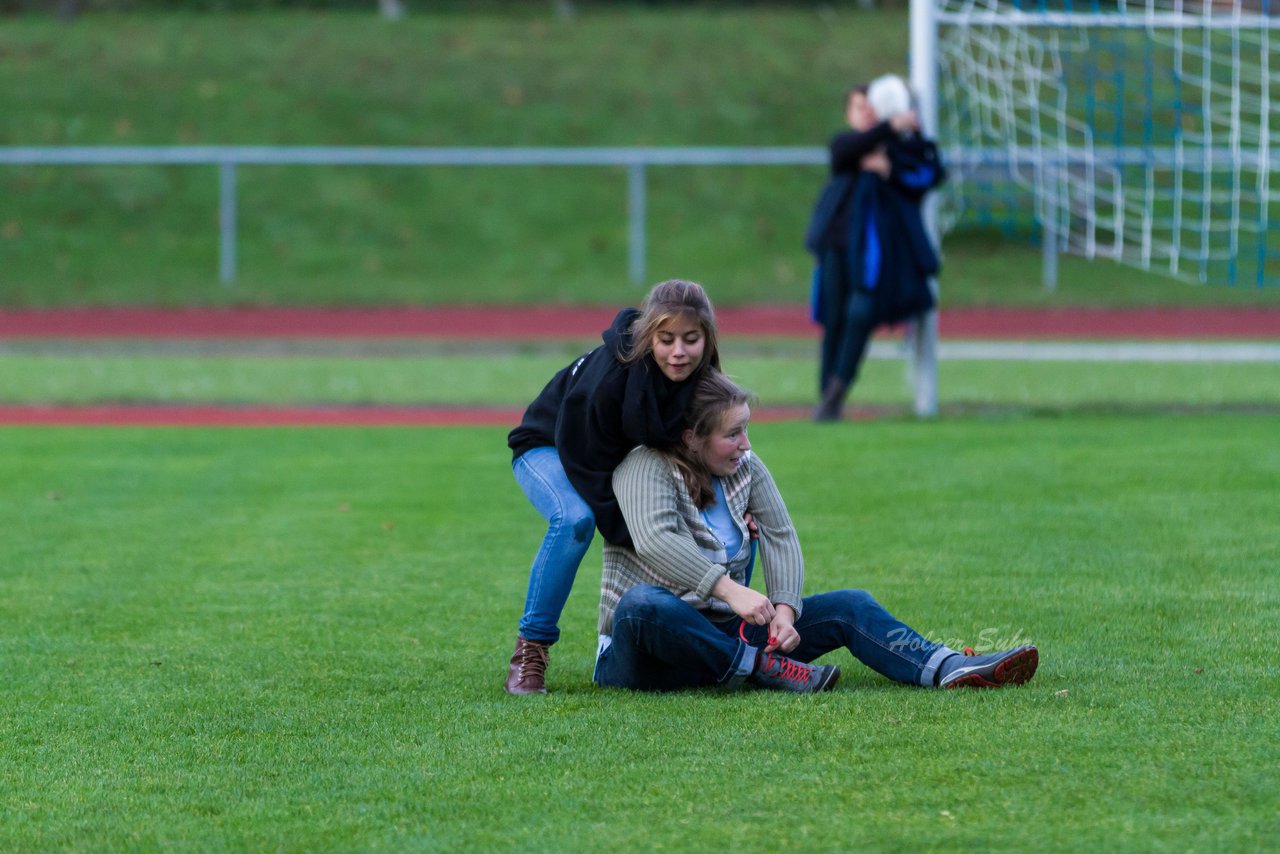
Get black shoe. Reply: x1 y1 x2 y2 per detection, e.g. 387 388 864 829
812 400 842 422
937 644 1038 689
750 651 840 693
813 378 848 422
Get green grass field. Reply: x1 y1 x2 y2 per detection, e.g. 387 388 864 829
3 417 1277 849
2 8 1278 307
3 4 1278 848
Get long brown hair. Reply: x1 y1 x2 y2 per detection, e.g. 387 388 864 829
668 369 755 509
621 279 721 372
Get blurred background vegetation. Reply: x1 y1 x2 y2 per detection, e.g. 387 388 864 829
1 2 1275 307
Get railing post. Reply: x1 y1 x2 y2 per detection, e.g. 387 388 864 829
1042 220 1059 292
219 160 237 285
627 162 646 285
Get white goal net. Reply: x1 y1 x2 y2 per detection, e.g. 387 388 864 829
928 0 1279 287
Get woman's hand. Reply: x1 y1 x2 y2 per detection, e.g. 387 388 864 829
713 575 775 626
890 109 920 133
766 604 800 654
861 147 891 178
742 511 759 542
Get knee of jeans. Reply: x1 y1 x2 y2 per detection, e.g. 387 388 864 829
835 588 877 612
616 584 669 622
570 512 595 544
550 504 594 544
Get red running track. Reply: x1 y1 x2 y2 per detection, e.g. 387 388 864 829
2 305 1280 339
4 304 1276 426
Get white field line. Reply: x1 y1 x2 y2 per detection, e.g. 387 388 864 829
868 341 1280 363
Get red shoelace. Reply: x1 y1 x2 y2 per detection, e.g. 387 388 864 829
740 620 811 684
756 651 815 685
738 620 778 648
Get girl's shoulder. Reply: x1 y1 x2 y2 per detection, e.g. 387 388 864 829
616 446 690 489
618 445 673 473
565 346 628 404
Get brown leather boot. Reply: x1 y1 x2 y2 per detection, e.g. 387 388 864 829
504 636 549 695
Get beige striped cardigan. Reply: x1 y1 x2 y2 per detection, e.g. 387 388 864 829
599 446 805 636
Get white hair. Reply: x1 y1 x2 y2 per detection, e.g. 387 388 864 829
867 74 913 121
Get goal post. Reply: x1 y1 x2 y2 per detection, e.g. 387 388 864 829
914 0 1280 293
909 0 941 418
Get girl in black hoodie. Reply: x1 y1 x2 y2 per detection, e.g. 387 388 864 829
504 280 722 694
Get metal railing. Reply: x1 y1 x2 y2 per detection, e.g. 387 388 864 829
0 145 827 285
5 144 1274 288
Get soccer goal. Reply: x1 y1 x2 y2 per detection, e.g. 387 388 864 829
914 0 1280 290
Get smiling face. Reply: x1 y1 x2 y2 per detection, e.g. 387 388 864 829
687 402 752 478
650 314 707 382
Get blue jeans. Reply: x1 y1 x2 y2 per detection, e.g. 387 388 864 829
512 446 595 645
594 585 956 691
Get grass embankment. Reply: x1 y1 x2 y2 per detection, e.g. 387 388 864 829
2 8 1276 307
2 418 1276 848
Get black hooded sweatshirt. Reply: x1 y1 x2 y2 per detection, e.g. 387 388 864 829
507 308 704 547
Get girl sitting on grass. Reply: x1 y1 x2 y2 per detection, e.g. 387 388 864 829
504 279 722 695
593 368 1039 693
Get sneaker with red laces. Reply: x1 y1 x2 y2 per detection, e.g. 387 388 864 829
937 644 1038 689
750 650 840 693
504 635 549 695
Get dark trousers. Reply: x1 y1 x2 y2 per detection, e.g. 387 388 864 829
818 249 878 392
594 585 951 692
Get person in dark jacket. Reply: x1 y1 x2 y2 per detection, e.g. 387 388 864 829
805 77 946 421
504 279 722 695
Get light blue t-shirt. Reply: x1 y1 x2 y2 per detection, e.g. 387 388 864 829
700 479 744 560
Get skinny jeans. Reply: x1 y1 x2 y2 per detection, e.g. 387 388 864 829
512 446 594 645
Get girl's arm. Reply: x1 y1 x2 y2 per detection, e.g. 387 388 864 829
743 455 805 618
834 110 926 174
612 449 730 601
555 374 632 545
829 121 896 173
711 575 777 627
